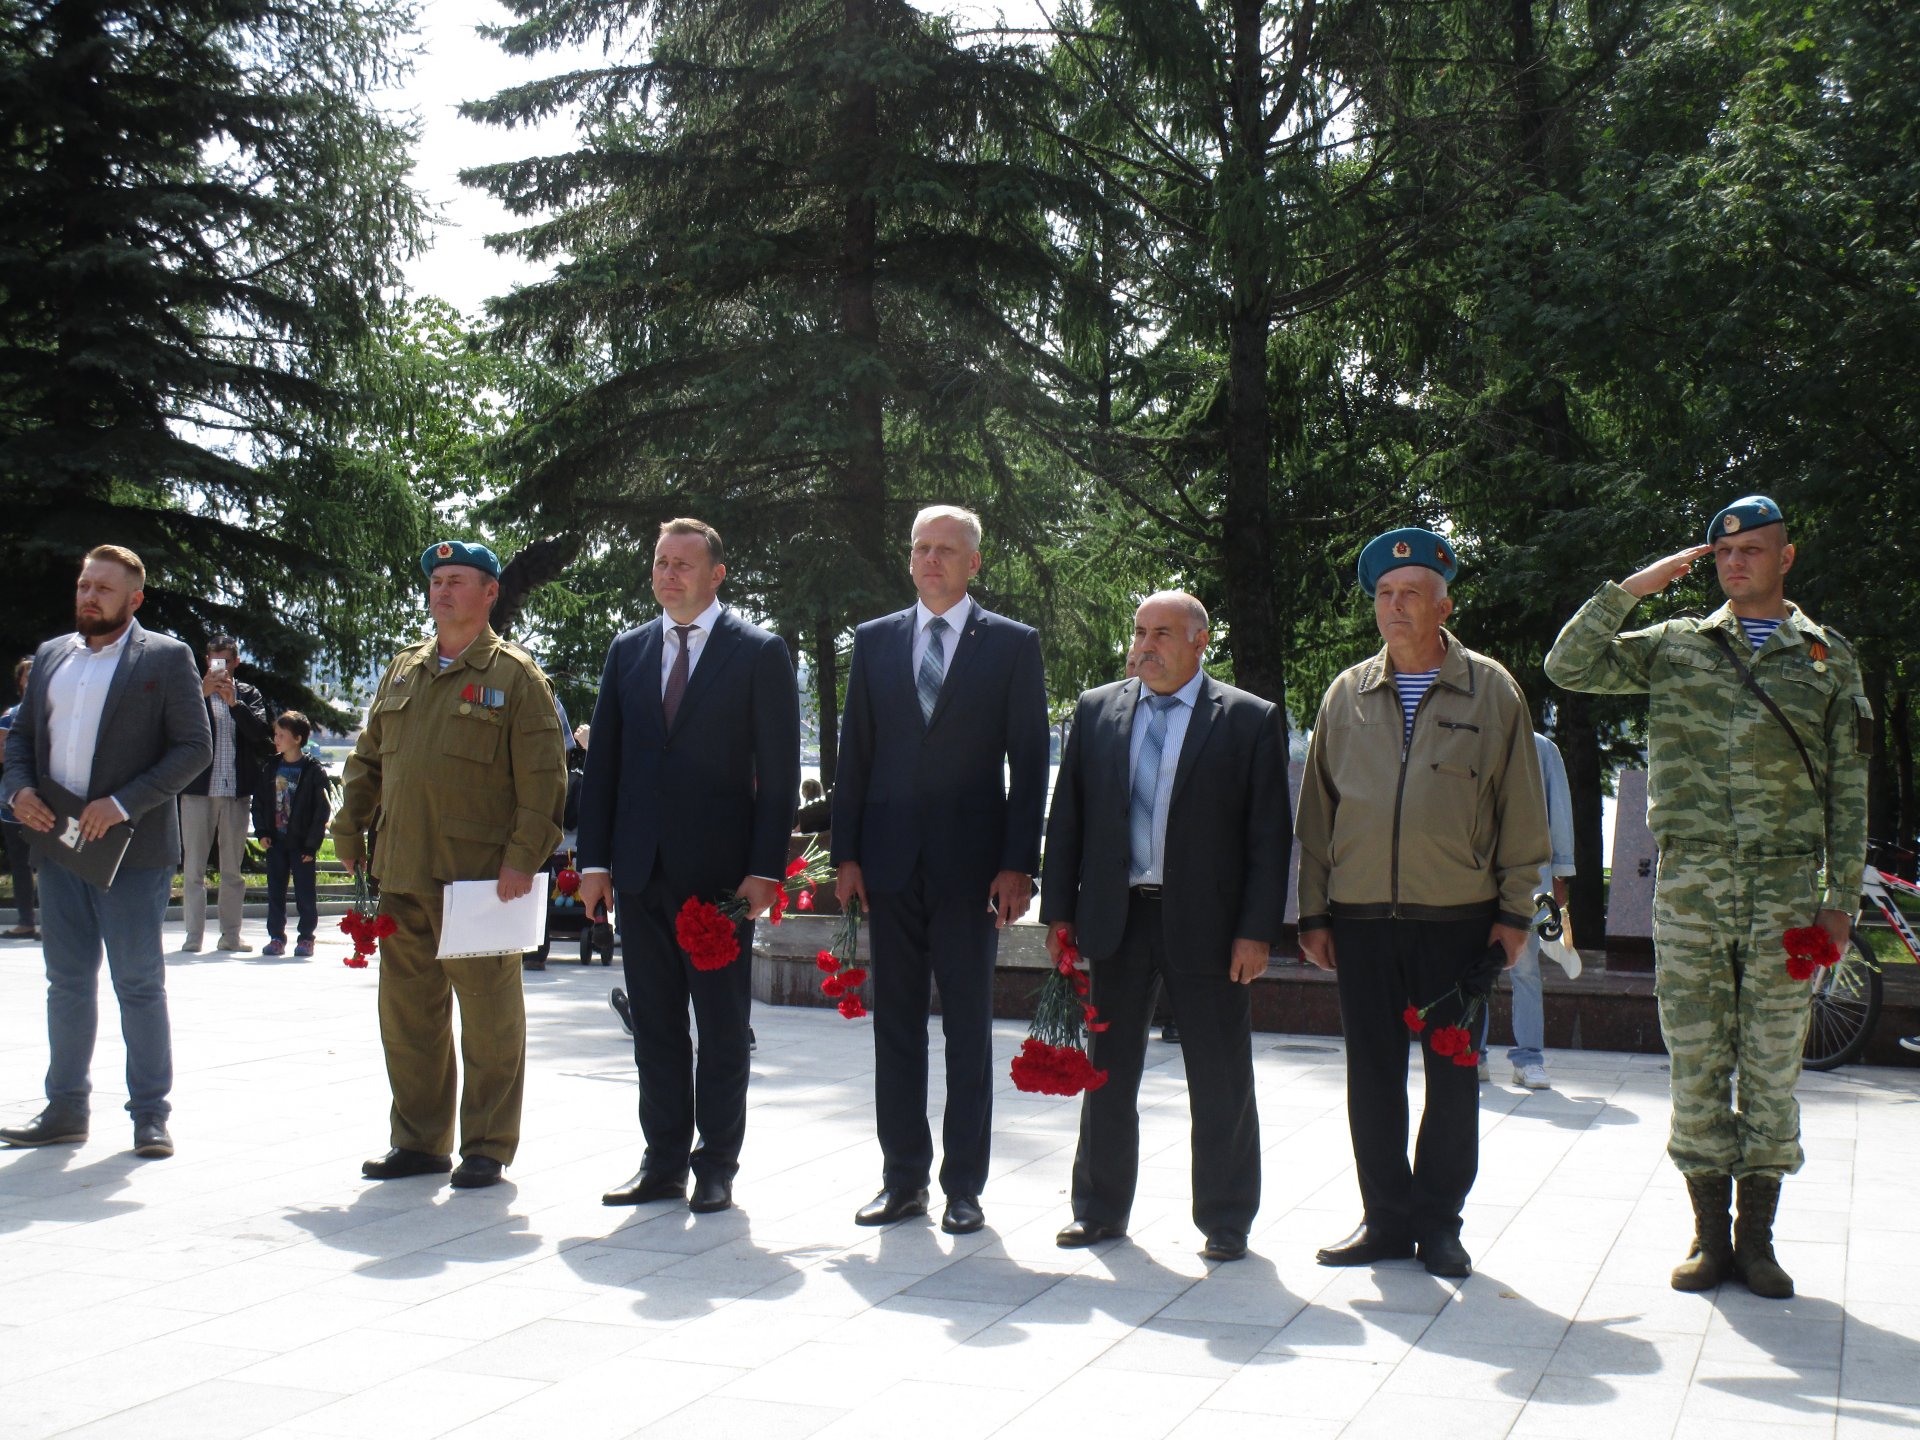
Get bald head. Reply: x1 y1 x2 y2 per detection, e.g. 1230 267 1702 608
1130 591 1210 694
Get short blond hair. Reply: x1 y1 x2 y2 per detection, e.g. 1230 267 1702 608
910 505 982 552
84 545 146 588
658 518 723 565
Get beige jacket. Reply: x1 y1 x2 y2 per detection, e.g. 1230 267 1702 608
1295 629 1549 930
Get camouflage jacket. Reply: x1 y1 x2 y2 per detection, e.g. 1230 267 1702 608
1544 582 1872 911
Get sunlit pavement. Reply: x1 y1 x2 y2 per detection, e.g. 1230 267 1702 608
1 921 1917 1440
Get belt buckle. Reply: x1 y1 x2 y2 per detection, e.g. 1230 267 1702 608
1132 883 1162 899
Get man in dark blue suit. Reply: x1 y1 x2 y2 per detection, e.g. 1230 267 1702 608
833 506 1049 1235
1040 591 1290 1262
578 518 800 1215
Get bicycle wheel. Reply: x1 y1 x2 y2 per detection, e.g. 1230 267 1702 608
1802 932 1883 1071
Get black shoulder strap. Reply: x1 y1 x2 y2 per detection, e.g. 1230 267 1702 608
1706 628 1823 805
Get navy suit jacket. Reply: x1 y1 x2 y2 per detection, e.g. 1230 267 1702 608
831 602 1048 897
577 608 800 898
1039 674 1291 973
2 620 213 872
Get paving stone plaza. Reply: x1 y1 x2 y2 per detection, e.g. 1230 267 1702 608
1 923 1917 1440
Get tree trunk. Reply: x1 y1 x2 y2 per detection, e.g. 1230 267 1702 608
813 611 840 791
1557 691 1608 949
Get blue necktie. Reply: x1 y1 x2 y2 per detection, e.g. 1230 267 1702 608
1130 693 1177 876
917 616 949 723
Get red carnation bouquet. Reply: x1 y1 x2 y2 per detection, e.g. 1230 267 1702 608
1403 943 1507 1069
1783 925 1841 982
814 898 868 1019
1010 927 1110 1097
338 870 394 969
673 838 838 972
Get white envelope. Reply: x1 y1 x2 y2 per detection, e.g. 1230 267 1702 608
438 875 550 959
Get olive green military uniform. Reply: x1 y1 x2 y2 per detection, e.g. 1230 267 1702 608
1546 582 1871 1179
333 628 566 1164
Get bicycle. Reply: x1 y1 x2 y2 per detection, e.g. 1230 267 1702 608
1802 845 1919 1071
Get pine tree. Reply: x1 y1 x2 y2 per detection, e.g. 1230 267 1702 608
0 0 426 697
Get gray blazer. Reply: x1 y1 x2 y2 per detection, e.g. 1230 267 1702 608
1 620 213 871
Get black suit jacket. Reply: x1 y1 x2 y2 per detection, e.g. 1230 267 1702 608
831 601 1048 898
1 621 213 871
1040 673 1291 972
578 607 800 897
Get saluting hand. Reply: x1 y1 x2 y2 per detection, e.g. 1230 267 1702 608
1621 544 1710 599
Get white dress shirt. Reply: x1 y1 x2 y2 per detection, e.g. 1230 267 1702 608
45 626 133 817
911 596 974 680
1126 669 1205 885
661 597 725 693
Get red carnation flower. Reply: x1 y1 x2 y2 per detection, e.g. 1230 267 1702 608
371 916 397 940
822 974 846 998
836 967 867 988
1782 925 1839 977
796 889 815 912
1785 951 1817 982
675 897 741 971
1452 1049 1479 1068
343 955 369 969
815 950 838 972
1429 1025 1468 1058
1402 1005 1426 1034
837 995 867 1020
1009 1038 1109 1096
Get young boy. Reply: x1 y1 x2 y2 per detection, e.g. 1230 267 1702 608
253 711 330 957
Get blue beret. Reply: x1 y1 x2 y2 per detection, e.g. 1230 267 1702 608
420 540 501 581
1357 527 1458 597
1706 495 1783 545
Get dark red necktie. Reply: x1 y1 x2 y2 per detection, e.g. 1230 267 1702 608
663 624 695 729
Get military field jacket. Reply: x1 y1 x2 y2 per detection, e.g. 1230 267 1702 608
332 628 566 895
1544 582 1871 911
1296 630 1550 931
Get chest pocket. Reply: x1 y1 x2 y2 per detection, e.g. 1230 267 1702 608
1763 664 1837 737
373 694 410 753
444 712 502 765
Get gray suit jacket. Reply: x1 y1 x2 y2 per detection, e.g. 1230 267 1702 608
2 620 213 871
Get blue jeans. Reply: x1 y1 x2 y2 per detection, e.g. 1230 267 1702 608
1505 935 1545 1068
37 862 173 1120
264 841 317 943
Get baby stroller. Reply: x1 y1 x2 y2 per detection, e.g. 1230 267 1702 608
524 764 615 969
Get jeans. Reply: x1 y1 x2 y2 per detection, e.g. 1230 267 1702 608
179 794 250 945
264 840 317 942
3 820 34 926
37 862 173 1120
1505 935 1545 1068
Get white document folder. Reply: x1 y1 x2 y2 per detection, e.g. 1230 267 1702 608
438 875 550 959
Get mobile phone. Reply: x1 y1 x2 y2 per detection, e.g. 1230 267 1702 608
210 657 227 671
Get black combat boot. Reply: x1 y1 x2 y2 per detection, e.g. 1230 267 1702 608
1670 1174 1734 1291
1734 1175 1794 1299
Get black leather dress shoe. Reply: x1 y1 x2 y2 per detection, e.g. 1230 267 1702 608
0 1109 88 1147
1418 1233 1473 1278
603 1169 687 1206
1055 1218 1126 1248
941 1195 986 1234
854 1187 930 1225
1201 1230 1248 1262
132 1119 173 1159
1315 1223 1416 1266
450 1155 504 1188
689 1175 734 1214
361 1147 453 1180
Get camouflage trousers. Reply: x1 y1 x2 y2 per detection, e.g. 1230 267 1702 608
1652 845 1818 1180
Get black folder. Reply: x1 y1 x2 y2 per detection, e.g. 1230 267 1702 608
22 778 133 889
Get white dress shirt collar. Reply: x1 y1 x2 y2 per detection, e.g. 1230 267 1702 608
914 595 974 634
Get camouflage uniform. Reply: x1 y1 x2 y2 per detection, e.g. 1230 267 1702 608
333 628 566 1163
1545 582 1871 1179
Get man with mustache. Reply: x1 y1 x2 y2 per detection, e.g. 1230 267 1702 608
1 546 211 1157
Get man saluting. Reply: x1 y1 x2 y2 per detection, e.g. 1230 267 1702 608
1546 496 1870 1299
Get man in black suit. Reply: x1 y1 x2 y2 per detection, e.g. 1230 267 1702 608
578 518 800 1215
833 505 1048 1235
1 546 211 1158
1040 591 1290 1262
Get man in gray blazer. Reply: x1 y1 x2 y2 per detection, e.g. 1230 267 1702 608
0 546 211 1157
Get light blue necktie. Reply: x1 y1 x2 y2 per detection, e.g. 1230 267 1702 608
917 615 949 723
1129 693 1178 876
